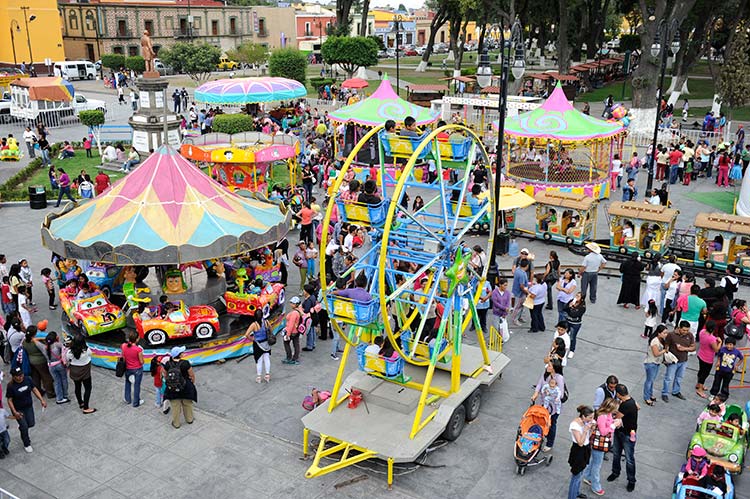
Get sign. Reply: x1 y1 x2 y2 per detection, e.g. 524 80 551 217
154 90 164 109
132 130 149 152
139 92 150 109
253 11 259 33
167 129 180 146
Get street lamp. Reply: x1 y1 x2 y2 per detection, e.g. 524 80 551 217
391 14 404 97
488 17 524 280
646 17 680 192
20 7 36 72
9 20 21 66
476 48 492 88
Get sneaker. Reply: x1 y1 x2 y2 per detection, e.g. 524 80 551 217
592 489 605 496
134 399 144 407
49 305 57 310
56 398 70 405
291 360 300 365
626 482 635 492
606 474 618 482
302 347 313 352
281 359 293 364
662 395 669 403
0 451 4 459
331 353 339 360
24 446 33 453
672 392 686 400
583 479 591 486
542 446 552 452
567 351 575 359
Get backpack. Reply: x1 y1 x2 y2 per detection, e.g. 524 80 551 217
725 322 744 341
295 310 312 335
165 360 186 392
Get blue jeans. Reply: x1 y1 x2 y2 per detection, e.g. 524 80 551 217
557 300 570 323
568 470 585 499
659 285 667 315
49 362 68 402
546 413 559 447
16 406 35 447
583 449 605 492
643 362 661 400
568 322 581 352
41 149 51 166
669 164 679 184
123 159 139 171
611 431 636 484
55 186 76 207
662 361 687 396
124 367 143 407
331 333 341 355
306 326 316 350
0 429 9 452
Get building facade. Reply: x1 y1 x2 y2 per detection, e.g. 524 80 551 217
294 5 335 52
1 0 65 68
59 0 297 62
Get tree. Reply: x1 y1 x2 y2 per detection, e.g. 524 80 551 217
269 48 308 85
416 0 451 72
78 110 105 157
226 42 268 69
321 36 378 78
335 0 355 35
158 42 220 84
557 0 571 73
125 56 145 74
359 0 371 37
101 54 125 70
369 35 385 51
718 22 750 116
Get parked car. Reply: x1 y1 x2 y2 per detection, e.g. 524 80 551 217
415 45 427 56
59 290 126 336
154 58 174 76
133 300 220 346
404 48 418 56
0 67 26 77
217 57 239 71
0 91 10 116
73 93 107 115
377 50 389 58
433 43 449 54
386 49 397 58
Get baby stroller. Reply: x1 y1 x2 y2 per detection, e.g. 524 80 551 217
514 404 553 475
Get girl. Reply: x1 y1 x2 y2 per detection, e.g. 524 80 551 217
244 310 272 383
121 330 145 407
567 405 595 499
83 137 92 157
563 292 586 359
555 269 577 324
729 153 743 187
66 333 96 414
717 151 730 187
610 153 622 189
696 320 722 398
41 268 56 310
412 195 425 212
643 324 669 405
661 269 682 324
642 299 659 339
527 273 547 333
45 331 69 404
583 398 621 496
17 285 35 329
18 259 33 306
543 251 560 310
305 242 319 281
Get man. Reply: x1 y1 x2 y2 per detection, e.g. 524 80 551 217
668 145 683 185
662 321 695 403
163 346 197 429
659 256 681 315
140 30 156 73
720 268 739 304
593 374 619 410
735 124 744 155
511 248 534 276
608 384 638 492
579 242 607 304
622 178 637 202
6 366 47 452
94 170 111 196
509 259 529 326
283 296 305 365
172 89 181 113
681 284 707 340
399 116 419 137
699 277 726 314
357 180 381 205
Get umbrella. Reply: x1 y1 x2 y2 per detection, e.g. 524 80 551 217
41 145 290 265
497 186 536 211
341 78 369 89
194 77 307 105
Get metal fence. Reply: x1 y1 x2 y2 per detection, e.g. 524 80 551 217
625 127 730 149
0 487 21 499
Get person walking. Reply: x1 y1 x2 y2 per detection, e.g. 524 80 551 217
66 333 96 414
607 384 639 492
643 325 669 406
617 254 644 308
475 277 492 333
54 168 77 207
509 259 530 326
244 310 272 383
579 243 606 304
564 292 586 360
661 320 695 403
556 269 577 323
709 336 743 398
542 251 560 310
121 330 145 407
44 331 69 405
531 360 565 452
164 346 198 428
527 273 547 333
567 405 595 499
489 278 511 343
5 366 47 453
583 398 621 496
696 320 721 399
282 296 304 365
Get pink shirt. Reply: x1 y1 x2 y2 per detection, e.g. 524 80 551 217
697 330 719 364
121 343 143 370
596 413 615 437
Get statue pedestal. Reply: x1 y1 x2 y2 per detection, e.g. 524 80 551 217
128 76 181 154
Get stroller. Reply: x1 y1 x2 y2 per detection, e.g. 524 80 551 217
514 404 553 475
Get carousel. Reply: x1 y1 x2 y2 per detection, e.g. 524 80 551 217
41 144 290 368
500 82 625 200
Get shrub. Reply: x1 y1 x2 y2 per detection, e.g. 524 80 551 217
101 54 126 70
125 55 146 73
268 48 308 86
213 114 255 134
309 77 335 90
79 110 105 128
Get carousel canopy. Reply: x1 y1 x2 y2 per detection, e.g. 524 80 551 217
328 76 439 127
41 145 290 265
194 77 306 105
503 83 624 141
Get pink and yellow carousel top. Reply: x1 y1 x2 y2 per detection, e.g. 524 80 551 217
180 132 300 164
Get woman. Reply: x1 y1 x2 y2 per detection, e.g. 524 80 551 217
555 269 577 323
23 329 55 398
244 310 272 383
617 253 644 308
564 292 586 359
640 265 662 308
583 398 620 496
531 360 565 452
528 273 547 333
643 324 669 406
730 299 750 336
45 331 69 404
543 251 560 310
8 263 22 309
121 330 145 407
567 405 595 499
662 269 682 324
547 337 567 365
66 333 96 414
3 312 25 363
696 320 722 399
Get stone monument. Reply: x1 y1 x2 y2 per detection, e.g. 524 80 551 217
128 30 181 153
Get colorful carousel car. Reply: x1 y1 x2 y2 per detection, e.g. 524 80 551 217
688 419 746 474
694 213 750 275
225 269 285 317
59 290 126 336
535 190 597 245
133 300 220 346
84 262 124 297
608 201 679 259
672 467 735 499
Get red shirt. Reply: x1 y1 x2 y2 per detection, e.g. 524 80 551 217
121 343 143 370
298 206 314 225
718 154 731 169
95 173 110 194
668 150 683 166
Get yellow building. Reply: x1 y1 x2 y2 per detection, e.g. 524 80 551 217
1 0 65 69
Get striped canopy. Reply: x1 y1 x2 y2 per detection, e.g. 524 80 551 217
41 145 290 265
195 77 307 104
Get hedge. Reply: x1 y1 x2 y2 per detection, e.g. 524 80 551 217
213 114 255 134
0 143 62 201
309 77 336 89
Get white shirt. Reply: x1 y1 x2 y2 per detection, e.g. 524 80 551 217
18 294 31 328
665 280 679 301
23 130 36 144
582 253 607 273
648 195 661 205
569 420 591 446
623 226 633 238
611 159 622 174
103 145 117 162
343 234 354 253
660 262 681 284
364 344 380 372
556 332 571 366
721 275 739 290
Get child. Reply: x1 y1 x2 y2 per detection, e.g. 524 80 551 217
40 268 56 310
0 404 11 459
17 285 35 328
152 355 170 414
696 404 723 427
710 337 744 398
1 276 14 315
83 137 92 158
729 154 743 187
725 413 745 436
18 259 33 305
643 299 659 339
541 377 561 415
305 242 318 280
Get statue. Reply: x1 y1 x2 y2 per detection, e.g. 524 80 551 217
141 30 156 75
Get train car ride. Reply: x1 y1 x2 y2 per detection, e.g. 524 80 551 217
608 201 679 259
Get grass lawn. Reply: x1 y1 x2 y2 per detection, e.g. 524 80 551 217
577 77 717 103
685 190 739 214
690 106 750 122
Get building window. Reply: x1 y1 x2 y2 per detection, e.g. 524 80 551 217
211 20 219 35
230 17 237 35
164 16 174 31
117 20 128 37
305 22 311 36
113 46 124 54
85 10 96 31
258 18 266 36
440 31 445 43
68 11 79 31
193 16 201 30
144 20 154 35
179 18 188 35
129 45 138 56
326 21 331 31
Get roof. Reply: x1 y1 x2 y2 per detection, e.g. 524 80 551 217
608 201 680 223
534 190 596 210
406 84 448 93
440 76 475 83
523 72 579 82
479 86 500 94
694 213 750 237
11 77 75 101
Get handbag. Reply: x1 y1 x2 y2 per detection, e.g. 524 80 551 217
591 427 612 452
115 357 126 377
522 294 535 309
663 351 678 365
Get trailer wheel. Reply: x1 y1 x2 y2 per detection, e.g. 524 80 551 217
565 237 574 245
644 250 653 259
619 246 627 254
705 261 714 270
543 232 552 241
442 405 466 441
463 389 482 421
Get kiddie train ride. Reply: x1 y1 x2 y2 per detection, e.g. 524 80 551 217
301 124 510 488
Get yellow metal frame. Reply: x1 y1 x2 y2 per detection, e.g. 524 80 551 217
303 430 388 484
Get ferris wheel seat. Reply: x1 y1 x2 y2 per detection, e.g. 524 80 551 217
436 139 472 162
356 344 408 380
400 330 452 364
335 199 388 228
378 131 432 160
327 294 380 324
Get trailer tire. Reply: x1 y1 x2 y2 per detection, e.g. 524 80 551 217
565 237 574 245
463 389 482 421
442 405 466 441
644 250 652 259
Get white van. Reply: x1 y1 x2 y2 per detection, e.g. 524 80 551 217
53 61 96 80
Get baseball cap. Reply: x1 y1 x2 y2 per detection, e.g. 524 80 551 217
170 346 186 358
520 248 529 254
10 366 23 376
290 296 301 305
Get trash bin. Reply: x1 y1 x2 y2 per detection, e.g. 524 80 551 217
29 185 47 210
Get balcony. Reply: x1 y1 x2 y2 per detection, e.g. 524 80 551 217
304 30 314 37
174 28 196 39
115 28 133 39
258 29 268 38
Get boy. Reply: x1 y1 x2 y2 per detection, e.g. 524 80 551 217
710 337 744 398
6 366 47 453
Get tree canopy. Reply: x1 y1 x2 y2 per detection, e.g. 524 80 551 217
101 54 125 70
268 48 308 85
321 36 379 78
226 42 268 67
158 43 221 84
125 56 145 73
718 23 750 115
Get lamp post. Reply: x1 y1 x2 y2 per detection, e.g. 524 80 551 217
488 17 525 281
391 14 404 97
9 20 20 66
20 7 36 69
646 17 680 192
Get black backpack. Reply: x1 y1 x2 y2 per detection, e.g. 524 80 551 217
165 360 186 392
725 322 744 341
724 277 739 295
